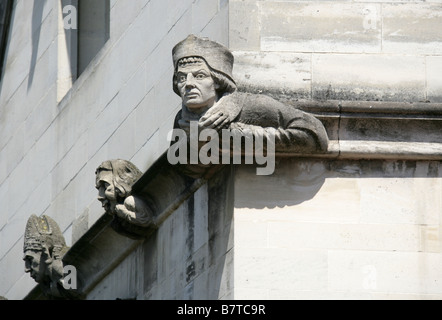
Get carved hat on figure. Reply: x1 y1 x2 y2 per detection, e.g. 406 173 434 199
172 34 235 95
23 214 68 293
23 214 67 258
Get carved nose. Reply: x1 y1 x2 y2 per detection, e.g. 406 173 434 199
185 74 196 88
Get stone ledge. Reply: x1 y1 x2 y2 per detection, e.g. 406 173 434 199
297 99 442 120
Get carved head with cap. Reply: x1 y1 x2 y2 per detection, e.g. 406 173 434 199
172 35 237 114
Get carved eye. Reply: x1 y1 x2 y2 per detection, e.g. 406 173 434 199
195 73 207 80
178 75 187 83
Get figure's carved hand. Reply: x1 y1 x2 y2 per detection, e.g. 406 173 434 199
199 111 230 132
114 196 153 227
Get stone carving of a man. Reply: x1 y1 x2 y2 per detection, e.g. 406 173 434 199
172 35 329 155
95 159 154 238
23 214 69 297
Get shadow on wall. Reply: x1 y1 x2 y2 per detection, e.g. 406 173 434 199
142 167 234 299
0 0 14 91
234 159 328 209
234 159 441 209
28 0 46 91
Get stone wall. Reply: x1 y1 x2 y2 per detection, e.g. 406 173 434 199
230 0 442 103
234 159 442 299
0 0 228 300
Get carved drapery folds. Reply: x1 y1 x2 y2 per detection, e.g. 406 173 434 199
23 215 69 298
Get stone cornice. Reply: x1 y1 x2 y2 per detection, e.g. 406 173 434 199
295 99 442 160
297 99 442 120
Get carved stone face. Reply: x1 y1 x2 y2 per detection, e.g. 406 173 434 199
96 170 117 213
24 249 45 283
176 61 218 114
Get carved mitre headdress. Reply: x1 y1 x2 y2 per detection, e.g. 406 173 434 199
172 34 235 95
23 215 67 259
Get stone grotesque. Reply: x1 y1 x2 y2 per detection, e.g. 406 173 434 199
95 159 154 239
171 35 329 170
23 215 69 298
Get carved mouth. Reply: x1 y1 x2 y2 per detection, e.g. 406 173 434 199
101 199 111 212
185 92 199 98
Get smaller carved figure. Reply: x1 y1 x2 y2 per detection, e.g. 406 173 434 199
95 160 154 238
23 214 69 297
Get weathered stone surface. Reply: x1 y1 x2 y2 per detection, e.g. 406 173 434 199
312 54 426 102
229 0 261 51
233 51 311 100
427 56 442 103
382 3 442 54
234 159 442 299
259 2 382 53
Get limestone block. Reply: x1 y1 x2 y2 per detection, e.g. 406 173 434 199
50 180 79 232
427 56 442 103
198 0 229 46
235 247 328 292
1 0 57 105
234 162 361 224
24 87 57 151
235 220 268 249
267 222 423 252
0 182 7 229
0 213 27 259
72 210 89 244
86 95 121 158
107 110 137 160
131 129 161 173
229 0 261 51
193 184 209 253
328 251 442 294
192 0 219 34
26 125 57 191
1 274 36 301
383 3 442 54
233 51 311 100
0 82 29 152
134 90 157 148
18 174 53 233
359 176 441 225
87 249 139 300
3 123 25 175
312 53 426 101
110 0 149 42
0 242 28 298
259 2 381 53
51 133 87 198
